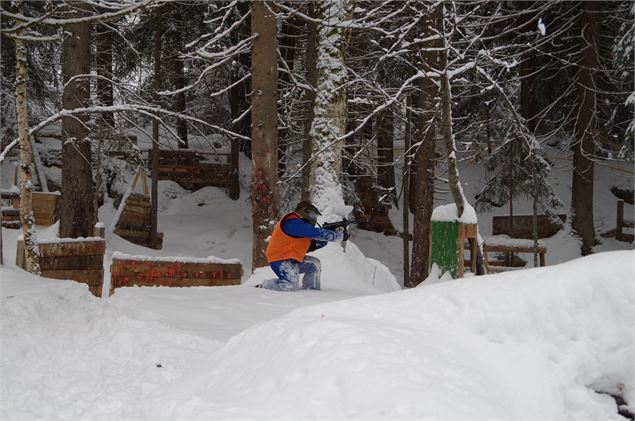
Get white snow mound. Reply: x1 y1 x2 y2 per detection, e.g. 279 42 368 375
245 240 400 294
130 251 634 420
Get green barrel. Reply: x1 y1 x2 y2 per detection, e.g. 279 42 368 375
430 220 460 279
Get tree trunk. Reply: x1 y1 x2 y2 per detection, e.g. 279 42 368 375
251 0 279 270
278 17 299 178
409 4 440 286
231 0 252 156
14 6 40 273
519 1 537 135
301 0 318 201
402 98 411 287
309 0 354 218
173 8 188 149
571 1 598 255
96 28 114 128
439 22 465 218
59 4 96 239
150 12 163 248
376 108 396 206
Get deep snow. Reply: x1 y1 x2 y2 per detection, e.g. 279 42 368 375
1 250 633 419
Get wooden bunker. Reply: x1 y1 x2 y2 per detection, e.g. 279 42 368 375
479 236 547 273
110 252 243 295
492 214 565 239
112 167 163 249
16 236 106 297
1 190 60 227
149 149 239 198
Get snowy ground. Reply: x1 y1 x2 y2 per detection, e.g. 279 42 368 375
1 131 633 419
1 248 633 419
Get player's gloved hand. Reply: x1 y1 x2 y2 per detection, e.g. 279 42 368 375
320 229 342 242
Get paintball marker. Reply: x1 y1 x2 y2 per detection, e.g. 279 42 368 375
321 218 357 247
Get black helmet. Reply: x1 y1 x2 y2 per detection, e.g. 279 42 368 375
295 201 321 225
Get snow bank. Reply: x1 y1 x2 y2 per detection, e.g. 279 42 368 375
245 240 400 294
432 202 478 224
132 251 634 420
0 267 220 420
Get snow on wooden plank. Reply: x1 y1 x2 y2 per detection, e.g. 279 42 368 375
110 253 243 293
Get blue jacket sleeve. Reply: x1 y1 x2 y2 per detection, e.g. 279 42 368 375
282 218 341 242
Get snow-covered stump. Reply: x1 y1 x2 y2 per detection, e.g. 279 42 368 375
109 252 243 295
430 204 479 279
16 237 105 297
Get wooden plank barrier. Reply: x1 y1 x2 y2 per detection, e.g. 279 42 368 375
114 192 163 249
16 237 106 297
492 214 566 239
478 236 547 273
616 200 634 243
148 150 237 195
2 190 60 227
110 252 243 294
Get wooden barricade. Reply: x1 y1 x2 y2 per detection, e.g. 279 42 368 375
16 237 106 297
492 214 566 239
1 189 20 228
110 253 243 294
149 150 238 197
616 200 634 242
2 190 60 227
113 193 163 249
112 168 163 249
479 236 547 273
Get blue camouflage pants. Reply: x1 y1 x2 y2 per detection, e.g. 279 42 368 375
261 256 321 291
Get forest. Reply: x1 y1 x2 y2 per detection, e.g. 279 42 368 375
1 0 633 280
0 1 634 419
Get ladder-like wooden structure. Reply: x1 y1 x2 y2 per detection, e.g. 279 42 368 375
112 167 163 249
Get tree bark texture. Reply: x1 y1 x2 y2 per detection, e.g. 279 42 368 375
309 0 354 218
571 1 598 255
440 35 465 218
230 0 252 156
409 5 440 286
15 7 40 273
173 7 188 149
301 0 318 201
402 98 411 287
96 28 114 128
278 17 299 178
251 0 279 269
150 12 163 248
376 108 396 206
59 5 97 239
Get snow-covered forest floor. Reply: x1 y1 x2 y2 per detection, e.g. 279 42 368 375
1 131 633 419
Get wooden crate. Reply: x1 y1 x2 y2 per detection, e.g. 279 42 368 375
16 238 105 297
110 254 243 294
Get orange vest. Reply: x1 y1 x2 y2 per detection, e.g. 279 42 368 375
265 213 312 264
